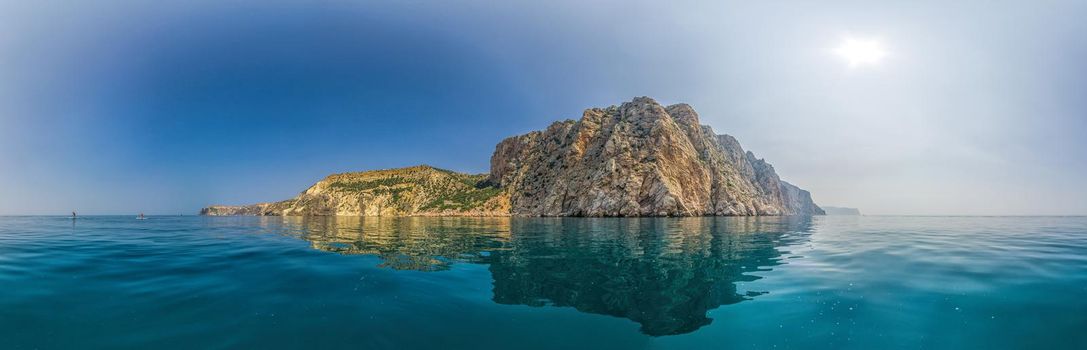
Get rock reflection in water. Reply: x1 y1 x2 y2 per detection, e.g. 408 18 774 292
281 216 814 336
281 216 512 271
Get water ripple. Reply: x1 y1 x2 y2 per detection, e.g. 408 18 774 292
1 216 1085 349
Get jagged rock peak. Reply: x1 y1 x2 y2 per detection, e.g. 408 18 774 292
665 103 700 126
202 97 824 217
489 96 823 217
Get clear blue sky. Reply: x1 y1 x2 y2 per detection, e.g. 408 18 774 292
2 0 1085 215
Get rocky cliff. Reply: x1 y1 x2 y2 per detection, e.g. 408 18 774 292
202 166 510 216
489 97 823 216
203 97 823 217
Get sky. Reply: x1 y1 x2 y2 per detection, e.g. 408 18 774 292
1 0 1085 215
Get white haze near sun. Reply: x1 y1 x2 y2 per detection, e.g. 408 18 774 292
833 38 888 67
1 0 1085 215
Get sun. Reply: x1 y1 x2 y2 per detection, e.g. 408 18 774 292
833 38 887 67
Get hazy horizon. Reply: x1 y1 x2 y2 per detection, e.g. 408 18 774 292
2 0 1085 216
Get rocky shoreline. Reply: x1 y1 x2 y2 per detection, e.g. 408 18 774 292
203 97 824 217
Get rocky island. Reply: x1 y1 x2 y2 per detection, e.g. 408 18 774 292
822 206 862 215
202 97 824 217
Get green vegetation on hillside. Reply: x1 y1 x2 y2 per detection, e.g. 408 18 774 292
327 177 409 192
421 186 503 211
370 187 411 202
321 167 503 213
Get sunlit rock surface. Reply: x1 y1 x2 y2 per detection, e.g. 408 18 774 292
203 97 822 217
489 97 824 216
202 166 510 216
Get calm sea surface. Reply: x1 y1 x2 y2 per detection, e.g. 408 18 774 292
1 216 1084 349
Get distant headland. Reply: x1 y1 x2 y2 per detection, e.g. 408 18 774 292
822 206 862 215
202 97 824 217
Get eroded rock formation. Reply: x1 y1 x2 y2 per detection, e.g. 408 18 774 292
202 166 510 216
203 97 823 216
488 97 823 216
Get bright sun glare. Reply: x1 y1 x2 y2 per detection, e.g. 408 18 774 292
833 38 887 67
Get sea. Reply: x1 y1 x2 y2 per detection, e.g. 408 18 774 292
1 215 1084 349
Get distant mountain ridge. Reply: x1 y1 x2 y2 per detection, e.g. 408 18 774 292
203 97 823 217
822 206 861 215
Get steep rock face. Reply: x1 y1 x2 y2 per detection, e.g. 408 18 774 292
203 97 822 217
489 97 823 216
202 166 510 216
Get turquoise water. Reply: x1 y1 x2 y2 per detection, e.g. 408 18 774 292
1 216 1085 349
